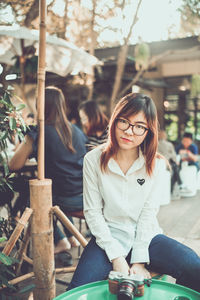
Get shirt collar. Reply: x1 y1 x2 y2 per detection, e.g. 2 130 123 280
108 148 145 176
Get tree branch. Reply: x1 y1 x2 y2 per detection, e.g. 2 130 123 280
118 49 173 98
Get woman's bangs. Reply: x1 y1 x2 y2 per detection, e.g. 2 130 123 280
117 104 139 119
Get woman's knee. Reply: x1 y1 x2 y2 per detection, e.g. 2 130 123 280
149 234 200 278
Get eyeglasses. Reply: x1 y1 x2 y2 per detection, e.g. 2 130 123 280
116 118 149 136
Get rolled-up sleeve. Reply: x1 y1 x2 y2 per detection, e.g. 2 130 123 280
83 154 126 261
130 159 164 264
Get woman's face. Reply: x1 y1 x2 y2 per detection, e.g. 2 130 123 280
79 109 89 131
115 111 148 152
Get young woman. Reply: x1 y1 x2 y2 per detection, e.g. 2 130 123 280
78 100 108 151
68 93 200 292
9 86 87 257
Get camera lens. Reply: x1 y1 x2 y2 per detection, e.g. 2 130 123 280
117 279 135 300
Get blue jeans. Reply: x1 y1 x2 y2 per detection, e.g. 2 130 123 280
68 234 200 293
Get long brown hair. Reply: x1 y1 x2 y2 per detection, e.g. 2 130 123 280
100 93 158 176
44 86 75 153
78 100 108 136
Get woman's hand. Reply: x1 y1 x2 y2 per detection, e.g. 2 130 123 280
112 256 130 275
129 263 151 279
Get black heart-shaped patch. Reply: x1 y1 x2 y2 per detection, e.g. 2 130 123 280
137 179 145 185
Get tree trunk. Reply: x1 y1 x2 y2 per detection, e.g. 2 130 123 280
110 44 129 112
31 1 56 299
110 0 143 113
87 0 97 100
118 49 173 99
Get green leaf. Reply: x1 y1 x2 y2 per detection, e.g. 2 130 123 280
7 173 15 179
16 131 25 142
0 237 7 243
16 104 26 111
3 163 9 177
1 131 8 140
0 252 13 266
3 92 12 105
18 116 26 132
9 117 17 130
0 99 9 107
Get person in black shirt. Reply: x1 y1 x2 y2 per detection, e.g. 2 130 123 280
9 86 87 260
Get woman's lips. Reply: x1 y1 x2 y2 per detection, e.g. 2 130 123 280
121 137 133 143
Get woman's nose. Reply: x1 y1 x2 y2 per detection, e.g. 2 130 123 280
124 126 133 135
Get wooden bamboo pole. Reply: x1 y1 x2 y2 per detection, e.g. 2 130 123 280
52 206 88 248
2 267 76 289
19 39 26 116
8 272 35 286
23 254 33 265
2 208 33 256
15 223 31 275
55 267 76 274
28 0 55 299
30 178 55 299
37 0 46 180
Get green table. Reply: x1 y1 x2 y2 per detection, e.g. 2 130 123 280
54 279 200 300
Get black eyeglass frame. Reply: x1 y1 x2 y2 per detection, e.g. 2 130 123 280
116 118 149 136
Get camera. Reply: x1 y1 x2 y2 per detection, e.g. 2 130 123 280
108 271 151 300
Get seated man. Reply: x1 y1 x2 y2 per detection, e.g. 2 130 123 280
158 130 182 194
176 132 199 196
176 132 199 170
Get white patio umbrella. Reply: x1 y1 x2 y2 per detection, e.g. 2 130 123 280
0 25 100 77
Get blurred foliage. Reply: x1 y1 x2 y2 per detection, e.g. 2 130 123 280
0 252 17 291
0 217 18 291
0 86 27 191
164 113 178 142
179 0 200 19
134 42 150 70
190 74 200 98
0 217 16 241
179 0 200 35
11 55 38 82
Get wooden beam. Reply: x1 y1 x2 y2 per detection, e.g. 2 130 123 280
52 206 88 248
2 208 33 256
161 60 200 77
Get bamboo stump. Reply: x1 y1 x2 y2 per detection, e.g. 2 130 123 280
30 179 55 300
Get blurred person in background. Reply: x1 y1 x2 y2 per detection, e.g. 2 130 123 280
158 129 182 194
176 132 199 170
79 100 108 151
9 86 87 265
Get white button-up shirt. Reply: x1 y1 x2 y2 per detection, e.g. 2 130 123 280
83 146 164 264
